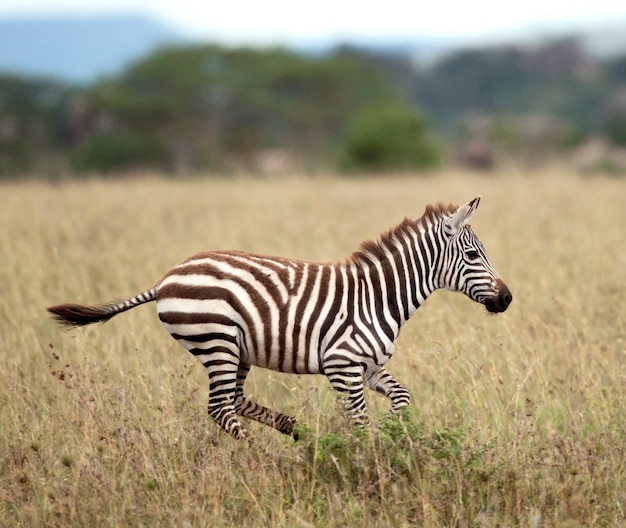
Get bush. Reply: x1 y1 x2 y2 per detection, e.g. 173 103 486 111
71 131 166 173
337 103 441 172
604 116 626 146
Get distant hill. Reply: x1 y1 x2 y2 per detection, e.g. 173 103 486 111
0 15 182 83
1 14 625 85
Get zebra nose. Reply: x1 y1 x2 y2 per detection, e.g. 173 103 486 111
498 281 512 308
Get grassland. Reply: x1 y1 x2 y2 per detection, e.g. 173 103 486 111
1 167 625 527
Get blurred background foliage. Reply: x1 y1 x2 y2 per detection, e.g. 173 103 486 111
2 37 626 178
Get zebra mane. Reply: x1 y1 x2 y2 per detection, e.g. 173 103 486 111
421 202 459 223
350 202 458 264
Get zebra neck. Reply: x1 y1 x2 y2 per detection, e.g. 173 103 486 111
347 217 443 332
351 237 438 333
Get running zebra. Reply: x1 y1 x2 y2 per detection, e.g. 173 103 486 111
48 196 512 440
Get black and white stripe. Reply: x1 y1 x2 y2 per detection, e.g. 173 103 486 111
48 195 512 440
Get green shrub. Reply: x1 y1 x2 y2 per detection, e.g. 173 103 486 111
71 131 166 173
337 103 441 172
604 116 626 146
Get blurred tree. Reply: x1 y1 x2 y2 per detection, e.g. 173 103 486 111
0 74 68 176
81 45 225 172
413 39 606 138
337 102 440 172
73 44 399 173
71 131 167 172
606 55 626 84
601 87 626 146
5 38 625 179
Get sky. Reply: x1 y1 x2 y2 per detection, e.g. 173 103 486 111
1 0 626 45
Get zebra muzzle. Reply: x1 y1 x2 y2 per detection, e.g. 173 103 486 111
484 279 512 313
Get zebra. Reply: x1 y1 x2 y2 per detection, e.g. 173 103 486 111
48 196 512 441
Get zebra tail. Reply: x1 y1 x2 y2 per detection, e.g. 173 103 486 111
47 287 157 328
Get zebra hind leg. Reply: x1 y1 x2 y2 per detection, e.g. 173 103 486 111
234 363 297 438
205 353 249 441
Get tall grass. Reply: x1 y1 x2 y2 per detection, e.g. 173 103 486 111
1 168 625 526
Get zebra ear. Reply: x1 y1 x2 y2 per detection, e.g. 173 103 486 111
444 195 481 235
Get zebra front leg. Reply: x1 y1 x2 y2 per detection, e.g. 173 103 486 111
325 361 369 427
234 363 297 437
365 365 411 413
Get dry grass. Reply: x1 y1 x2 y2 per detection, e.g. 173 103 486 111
1 167 625 527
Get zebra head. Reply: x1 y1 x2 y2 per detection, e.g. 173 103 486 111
440 196 512 313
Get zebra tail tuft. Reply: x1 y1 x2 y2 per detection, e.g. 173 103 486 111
47 287 157 328
47 302 120 327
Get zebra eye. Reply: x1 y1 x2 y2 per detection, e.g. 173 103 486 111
465 249 479 260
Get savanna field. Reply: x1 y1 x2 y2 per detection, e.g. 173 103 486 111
1 168 625 527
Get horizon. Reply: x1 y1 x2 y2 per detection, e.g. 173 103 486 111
1 10 626 84
2 0 626 48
